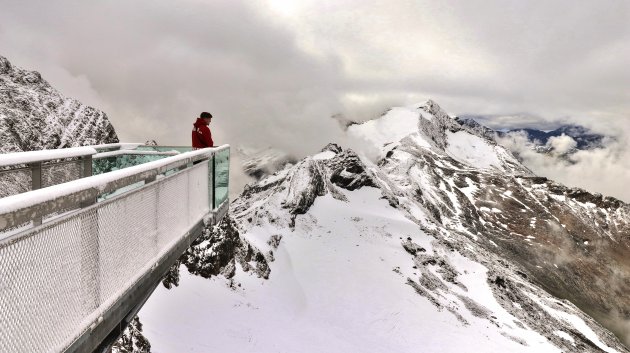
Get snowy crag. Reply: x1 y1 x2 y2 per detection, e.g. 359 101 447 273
141 100 630 352
0 55 118 154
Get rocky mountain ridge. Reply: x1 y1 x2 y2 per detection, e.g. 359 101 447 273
142 100 630 352
0 55 118 154
360 102 630 345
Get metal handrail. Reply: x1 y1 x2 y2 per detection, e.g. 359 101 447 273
0 146 97 168
90 142 144 152
93 150 180 159
0 145 230 235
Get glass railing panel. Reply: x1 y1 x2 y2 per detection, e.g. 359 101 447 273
135 146 193 154
208 158 214 209
93 154 170 200
92 154 169 175
213 148 230 208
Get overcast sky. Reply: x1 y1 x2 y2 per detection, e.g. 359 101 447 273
1 0 629 199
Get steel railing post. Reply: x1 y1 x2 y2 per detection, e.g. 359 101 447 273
82 155 93 178
212 155 216 210
30 162 42 226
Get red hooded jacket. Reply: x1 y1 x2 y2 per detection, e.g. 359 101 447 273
192 118 213 148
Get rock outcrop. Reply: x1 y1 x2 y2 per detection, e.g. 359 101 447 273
0 55 118 154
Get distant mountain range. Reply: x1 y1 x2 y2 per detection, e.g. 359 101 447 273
499 125 606 150
456 116 607 153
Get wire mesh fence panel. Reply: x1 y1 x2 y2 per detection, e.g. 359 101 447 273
0 148 223 352
0 214 88 352
188 161 210 225
0 168 32 198
42 160 83 188
157 170 190 250
97 187 159 303
0 163 213 352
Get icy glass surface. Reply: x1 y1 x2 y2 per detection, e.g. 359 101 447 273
214 148 230 208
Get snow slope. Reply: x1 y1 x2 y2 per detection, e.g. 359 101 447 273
142 188 566 353
140 108 629 352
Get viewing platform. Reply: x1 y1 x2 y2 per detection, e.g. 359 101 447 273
0 143 230 352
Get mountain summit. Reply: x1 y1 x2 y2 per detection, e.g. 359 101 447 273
142 100 630 352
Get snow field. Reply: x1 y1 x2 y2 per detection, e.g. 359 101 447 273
141 188 562 352
445 131 502 170
347 107 421 155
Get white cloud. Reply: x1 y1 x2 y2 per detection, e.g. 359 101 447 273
547 134 577 155
497 131 630 203
0 0 628 200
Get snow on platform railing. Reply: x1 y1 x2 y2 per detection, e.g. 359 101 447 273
0 142 201 201
0 145 229 233
0 144 230 353
91 142 144 151
93 149 180 159
0 146 97 167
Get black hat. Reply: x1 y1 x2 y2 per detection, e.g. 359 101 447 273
200 112 212 119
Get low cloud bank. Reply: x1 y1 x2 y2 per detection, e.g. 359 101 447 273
497 130 630 203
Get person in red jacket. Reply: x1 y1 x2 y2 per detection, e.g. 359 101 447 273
192 112 214 149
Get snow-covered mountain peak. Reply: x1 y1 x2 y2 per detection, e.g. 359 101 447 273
154 136 630 352
347 100 529 175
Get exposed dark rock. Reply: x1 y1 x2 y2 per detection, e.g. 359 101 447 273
161 260 180 289
177 216 270 280
406 278 442 309
111 317 151 353
328 150 376 191
267 234 283 249
0 56 12 74
283 159 327 216
402 240 426 255
321 143 342 154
